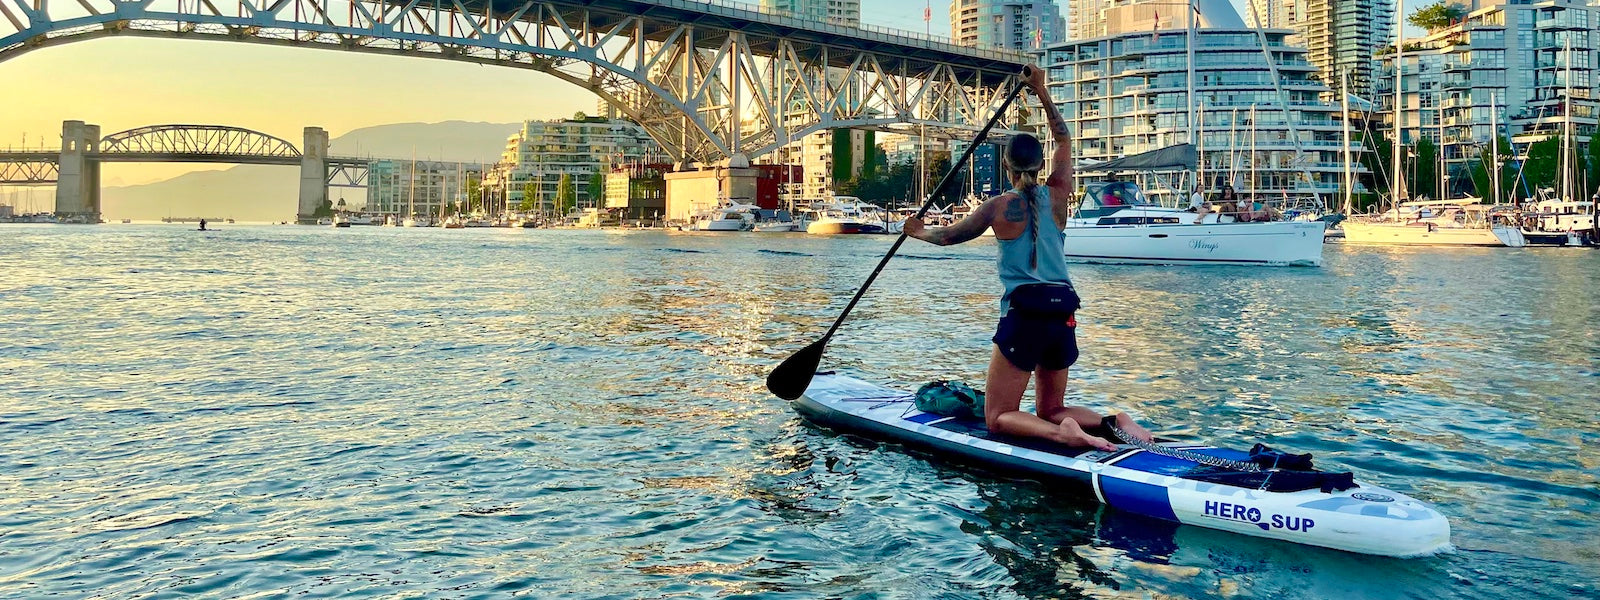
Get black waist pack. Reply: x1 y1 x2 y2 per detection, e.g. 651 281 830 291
1009 283 1081 316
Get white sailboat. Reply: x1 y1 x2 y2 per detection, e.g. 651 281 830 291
1341 3 1525 248
1063 180 1327 266
1517 40 1599 246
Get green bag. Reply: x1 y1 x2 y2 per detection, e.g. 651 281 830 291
914 380 986 419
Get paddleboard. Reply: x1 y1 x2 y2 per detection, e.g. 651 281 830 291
795 373 1451 557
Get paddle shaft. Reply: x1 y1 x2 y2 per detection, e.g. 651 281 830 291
817 79 1029 343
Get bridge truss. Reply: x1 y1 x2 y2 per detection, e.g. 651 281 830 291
98 125 302 163
0 152 58 184
0 0 1029 166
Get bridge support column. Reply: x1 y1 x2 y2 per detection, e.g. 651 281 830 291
55 120 101 222
297 127 328 224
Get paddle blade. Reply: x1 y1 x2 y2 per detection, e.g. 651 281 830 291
766 339 827 400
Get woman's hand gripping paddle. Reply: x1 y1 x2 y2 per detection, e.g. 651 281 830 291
765 72 1033 400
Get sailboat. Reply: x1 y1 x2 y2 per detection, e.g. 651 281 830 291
1341 4 1526 248
1518 38 1599 246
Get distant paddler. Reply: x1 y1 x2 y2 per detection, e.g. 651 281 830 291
901 65 1152 452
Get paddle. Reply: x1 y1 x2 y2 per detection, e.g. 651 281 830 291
766 74 1031 400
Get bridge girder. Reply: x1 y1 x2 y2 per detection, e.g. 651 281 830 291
0 0 1030 166
0 154 59 184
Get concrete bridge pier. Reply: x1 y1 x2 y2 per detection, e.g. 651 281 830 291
297 127 328 224
55 120 101 221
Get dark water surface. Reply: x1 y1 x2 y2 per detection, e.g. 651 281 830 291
1 224 1596 599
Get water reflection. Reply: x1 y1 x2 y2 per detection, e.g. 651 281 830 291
0 225 1595 599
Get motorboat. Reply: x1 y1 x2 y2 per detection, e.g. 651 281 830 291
688 202 755 231
1517 195 1597 246
803 197 885 234
348 214 377 226
752 208 799 232
331 215 352 228
1342 199 1526 247
440 216 465 229
1063 181 1326 266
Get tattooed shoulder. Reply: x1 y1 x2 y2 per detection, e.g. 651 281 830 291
1004 195 1025 221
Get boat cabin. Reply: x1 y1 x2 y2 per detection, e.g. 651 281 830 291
1076 181 1153 219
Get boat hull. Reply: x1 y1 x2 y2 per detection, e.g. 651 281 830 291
798 374 1452 557
1343 222 1526 247
1062 221 1327 266
691 220 746 231
806 221 867 235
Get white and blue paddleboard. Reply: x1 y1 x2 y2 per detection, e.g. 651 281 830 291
796 373 1452 557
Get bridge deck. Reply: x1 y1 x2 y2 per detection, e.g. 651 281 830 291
516 0 1029 80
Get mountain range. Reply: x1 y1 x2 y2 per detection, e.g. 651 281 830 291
101 121 522 222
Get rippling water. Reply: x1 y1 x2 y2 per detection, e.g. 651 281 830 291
1 224 1596 599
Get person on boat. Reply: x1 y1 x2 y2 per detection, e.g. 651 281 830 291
198 219 208 231
1188 184 1211 224
901 65 1153 452
1217 185 1239 222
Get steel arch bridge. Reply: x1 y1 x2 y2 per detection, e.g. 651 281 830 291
0 0 1030 166
97 124 303 163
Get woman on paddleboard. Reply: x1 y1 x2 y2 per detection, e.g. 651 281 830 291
903 65 1152 452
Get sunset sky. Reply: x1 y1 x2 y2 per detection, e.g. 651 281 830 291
1 2 951 186
3 0 1328 188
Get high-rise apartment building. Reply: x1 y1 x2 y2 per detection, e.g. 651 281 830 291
1378 0 1599 189
1244 0 1393 101
367 160 484 217
490 117 667 212
760 0 860 26
1044 26 1361 200
1066 0 1246 40
950 0 1066 50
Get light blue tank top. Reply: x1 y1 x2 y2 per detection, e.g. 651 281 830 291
996 185 1073 315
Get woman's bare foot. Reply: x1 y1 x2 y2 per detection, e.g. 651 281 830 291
1114 412 1154 443
1055 418 1118 452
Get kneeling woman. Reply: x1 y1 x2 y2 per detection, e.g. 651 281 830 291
902 66 1151 452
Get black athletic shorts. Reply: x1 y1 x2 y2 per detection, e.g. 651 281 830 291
992 310 1079 371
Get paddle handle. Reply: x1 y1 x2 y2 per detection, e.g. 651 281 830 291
818 78 1029 342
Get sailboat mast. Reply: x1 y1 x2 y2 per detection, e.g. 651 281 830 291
1186 0 1197 150
1491 92 1500 206
1392 0 1405 211
1249 104 1258 196
1341 69 1354 214
1197 101 1206 194
1563 36 1575 202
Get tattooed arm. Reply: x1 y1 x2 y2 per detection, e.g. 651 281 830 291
1024 65 1075 227
904 196 1002 246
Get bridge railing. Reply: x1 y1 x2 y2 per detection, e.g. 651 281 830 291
652 0 1031 63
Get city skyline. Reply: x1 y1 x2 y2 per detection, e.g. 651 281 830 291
5 0 1363 190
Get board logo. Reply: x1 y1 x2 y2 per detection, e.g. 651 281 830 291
1203 501 1315 532
1352 492 1395 503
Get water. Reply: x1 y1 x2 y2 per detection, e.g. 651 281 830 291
1 224 1596 599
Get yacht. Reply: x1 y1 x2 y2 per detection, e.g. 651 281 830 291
688 202 754 231
440 215 465 229
752 208 799 232
1342 199 1526 247
331 215 352 228
1519 196 1597 246
803 197 885 234
1062 180 1327 266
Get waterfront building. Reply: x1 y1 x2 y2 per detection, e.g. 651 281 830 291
790 128 872 200
493 117 667 213
605 163 670 220
759 0 859 26
951 0 1066 50
949 141 1007 197
1378 0 1599 188
1044 19 1363 201
1246 0 1393 102
367 160 483 217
